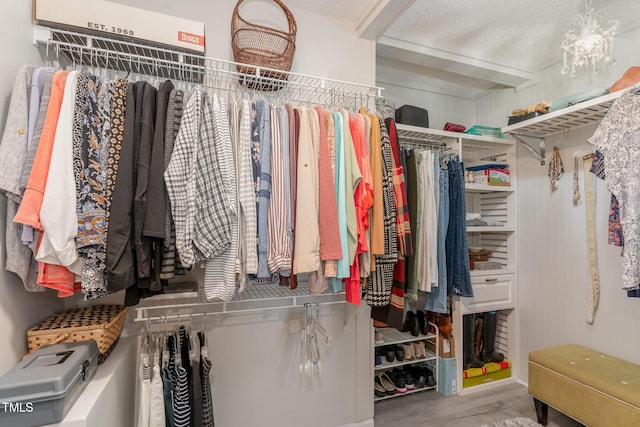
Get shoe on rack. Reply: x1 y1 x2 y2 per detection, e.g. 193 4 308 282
392 344 405 362
393 368 415 391
374 331 385 346
374 376 387 398
399 342 415 361
377 373 396 396
413 341 426 359
420 366 437 388
406 366 426 389
386 370 407 394
382 346 395 363
375 350 382 366
416 310 428 335
402 311 420 337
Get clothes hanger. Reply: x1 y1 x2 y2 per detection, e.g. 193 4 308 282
200 313 209 359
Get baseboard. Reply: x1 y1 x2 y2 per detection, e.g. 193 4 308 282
338 418 374 427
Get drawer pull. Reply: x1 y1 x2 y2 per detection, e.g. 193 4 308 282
485 278 498 282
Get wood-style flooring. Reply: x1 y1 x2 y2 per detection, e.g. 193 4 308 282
374 382 584 427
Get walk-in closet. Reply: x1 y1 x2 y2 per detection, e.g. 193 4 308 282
0 1 639 426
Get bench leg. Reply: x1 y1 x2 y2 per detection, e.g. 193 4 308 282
533 398 548 426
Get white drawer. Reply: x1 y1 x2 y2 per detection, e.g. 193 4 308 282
460 274 515 314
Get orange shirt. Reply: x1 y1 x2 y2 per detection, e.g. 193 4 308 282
14 70 68 229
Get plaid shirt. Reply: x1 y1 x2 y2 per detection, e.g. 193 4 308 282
165 87 232 270
203 95 238 301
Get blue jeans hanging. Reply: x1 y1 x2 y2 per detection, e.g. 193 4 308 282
426 152 449 312
446 157 473 297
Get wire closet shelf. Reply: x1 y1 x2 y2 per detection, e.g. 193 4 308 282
33 27 383 110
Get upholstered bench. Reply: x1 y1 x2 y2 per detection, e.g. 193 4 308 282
529 344 640 426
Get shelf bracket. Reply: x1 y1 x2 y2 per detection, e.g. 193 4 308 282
509 133 545 165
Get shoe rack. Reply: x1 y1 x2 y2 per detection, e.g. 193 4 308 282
373 324 438 401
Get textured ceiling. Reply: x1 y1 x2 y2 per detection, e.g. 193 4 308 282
383 0 567 72
289 0 640 96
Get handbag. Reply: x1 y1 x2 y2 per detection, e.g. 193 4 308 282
444 122 466 132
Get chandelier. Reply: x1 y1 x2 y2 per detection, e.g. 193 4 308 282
561 0 618 77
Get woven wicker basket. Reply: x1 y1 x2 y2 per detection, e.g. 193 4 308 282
231 0 297 89
27 305 127 364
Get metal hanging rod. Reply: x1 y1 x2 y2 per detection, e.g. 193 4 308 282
33 26 383 109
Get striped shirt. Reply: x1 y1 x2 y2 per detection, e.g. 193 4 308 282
267 104 292 273
238 99 258 286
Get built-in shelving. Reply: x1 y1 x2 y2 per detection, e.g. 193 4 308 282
465 183 514 193
502 90 622 138
467 226 515 233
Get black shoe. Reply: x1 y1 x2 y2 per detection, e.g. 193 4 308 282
483 351 505 363
393 368 415 390
382 346 395 363
392 344 405 362
387 370 407 394
402 311 420 337
416 310 428 335
406 365 426 389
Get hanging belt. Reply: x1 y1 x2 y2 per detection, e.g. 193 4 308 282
583 154 599 324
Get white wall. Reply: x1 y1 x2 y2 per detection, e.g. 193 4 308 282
376 82 474 130
0 0 65 376
473 25 640 383
112 0 375 86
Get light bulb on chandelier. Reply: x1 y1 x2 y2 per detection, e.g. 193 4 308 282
561 0 618 78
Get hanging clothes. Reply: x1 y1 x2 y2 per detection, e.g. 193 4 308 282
255 98 272 278
293 107 321 275
322 110 339 279
331 111 349 293
199 331 215 427
149 345 166 427
445 156 473 297
267 104 292 274
0 65 41 292
165 87 233 270
367 116 397 309
36 71 85 275
315 106 342 274
203 94 238 302
425 151 448 313
236 99 258 290
284 103 299 290
366 112 384 264
588 92 640 292
77 75 109 300
106 80 137 295
21 67 56 250
160 88 185 282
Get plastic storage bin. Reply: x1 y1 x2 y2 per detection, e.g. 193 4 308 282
0 341 98 427
465 125 504 138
